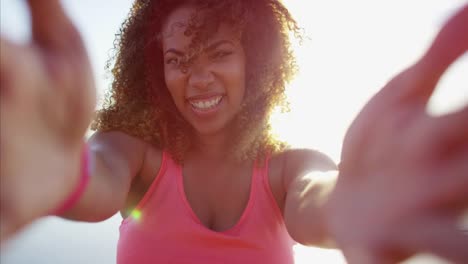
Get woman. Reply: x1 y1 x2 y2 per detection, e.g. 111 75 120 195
1 0 467 263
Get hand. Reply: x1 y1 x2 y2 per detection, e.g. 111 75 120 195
326 4 468 263
0 0 95 242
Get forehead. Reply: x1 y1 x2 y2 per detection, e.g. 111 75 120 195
161 5 240 51
161 5 193 38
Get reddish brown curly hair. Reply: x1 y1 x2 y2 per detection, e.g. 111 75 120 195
91 0 301 163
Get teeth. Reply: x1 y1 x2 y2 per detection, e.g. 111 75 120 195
190 96 222 110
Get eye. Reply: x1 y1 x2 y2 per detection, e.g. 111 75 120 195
165 57 180 65
210 50 233 60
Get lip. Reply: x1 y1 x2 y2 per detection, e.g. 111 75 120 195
186 92 225 101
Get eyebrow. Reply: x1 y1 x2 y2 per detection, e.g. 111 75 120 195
164 40 235 56
205 40 235 52
164 49 185 56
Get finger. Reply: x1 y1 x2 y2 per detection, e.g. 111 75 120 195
430 105 468 155
0 200 21 244
0 38 18 98
400 216 468 264
0 38 33 102
26 1 95 125
418 4 468 86
27 0 85 53
371 4 468 108
341 248 395 264
340 64 425 164
402 4 468 104
433 146 468 207
0 214 15 243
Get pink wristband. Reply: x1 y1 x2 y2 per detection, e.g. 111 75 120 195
52 143 90 215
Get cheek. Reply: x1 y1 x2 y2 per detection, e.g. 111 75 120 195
239 68 246 98
229 60 246 102
164 69 191 117
164 69 185 104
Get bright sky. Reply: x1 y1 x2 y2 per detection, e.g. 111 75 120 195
1 1 466 263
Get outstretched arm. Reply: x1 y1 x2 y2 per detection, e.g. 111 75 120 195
0 1 147 242
282 149 338 247
58 131 147 222
284 4 468 264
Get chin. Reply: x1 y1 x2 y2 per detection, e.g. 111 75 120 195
189 118 234 138
192 124 226 136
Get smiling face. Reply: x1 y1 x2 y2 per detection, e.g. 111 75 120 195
161 5 246 138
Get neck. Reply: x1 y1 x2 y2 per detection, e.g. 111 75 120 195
190 131 234 162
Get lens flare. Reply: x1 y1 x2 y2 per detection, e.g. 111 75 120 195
131 210 142 221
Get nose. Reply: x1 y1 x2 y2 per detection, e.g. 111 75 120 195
187 61 214 90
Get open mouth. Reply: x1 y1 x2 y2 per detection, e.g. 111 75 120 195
188 95 223 111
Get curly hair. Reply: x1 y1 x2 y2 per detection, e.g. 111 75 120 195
91 0 301 163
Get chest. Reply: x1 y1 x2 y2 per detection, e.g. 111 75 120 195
180 163 253 232
124 151 286 232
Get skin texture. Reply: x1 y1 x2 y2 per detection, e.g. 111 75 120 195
0 1 467 263
162 6 246 139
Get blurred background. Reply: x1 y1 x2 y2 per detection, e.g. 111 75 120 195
1 0 467 263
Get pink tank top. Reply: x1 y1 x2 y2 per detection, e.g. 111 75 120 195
117 152 295 264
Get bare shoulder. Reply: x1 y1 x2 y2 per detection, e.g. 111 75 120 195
274 149 337 190
88 130 163 182
89 130 148 151
282 148 337 170
139 143 163 184
122 141 163 217
89 131 164 217
267 149 335 212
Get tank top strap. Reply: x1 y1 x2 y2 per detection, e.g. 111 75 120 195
253 153 271 182
254 153 285 221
